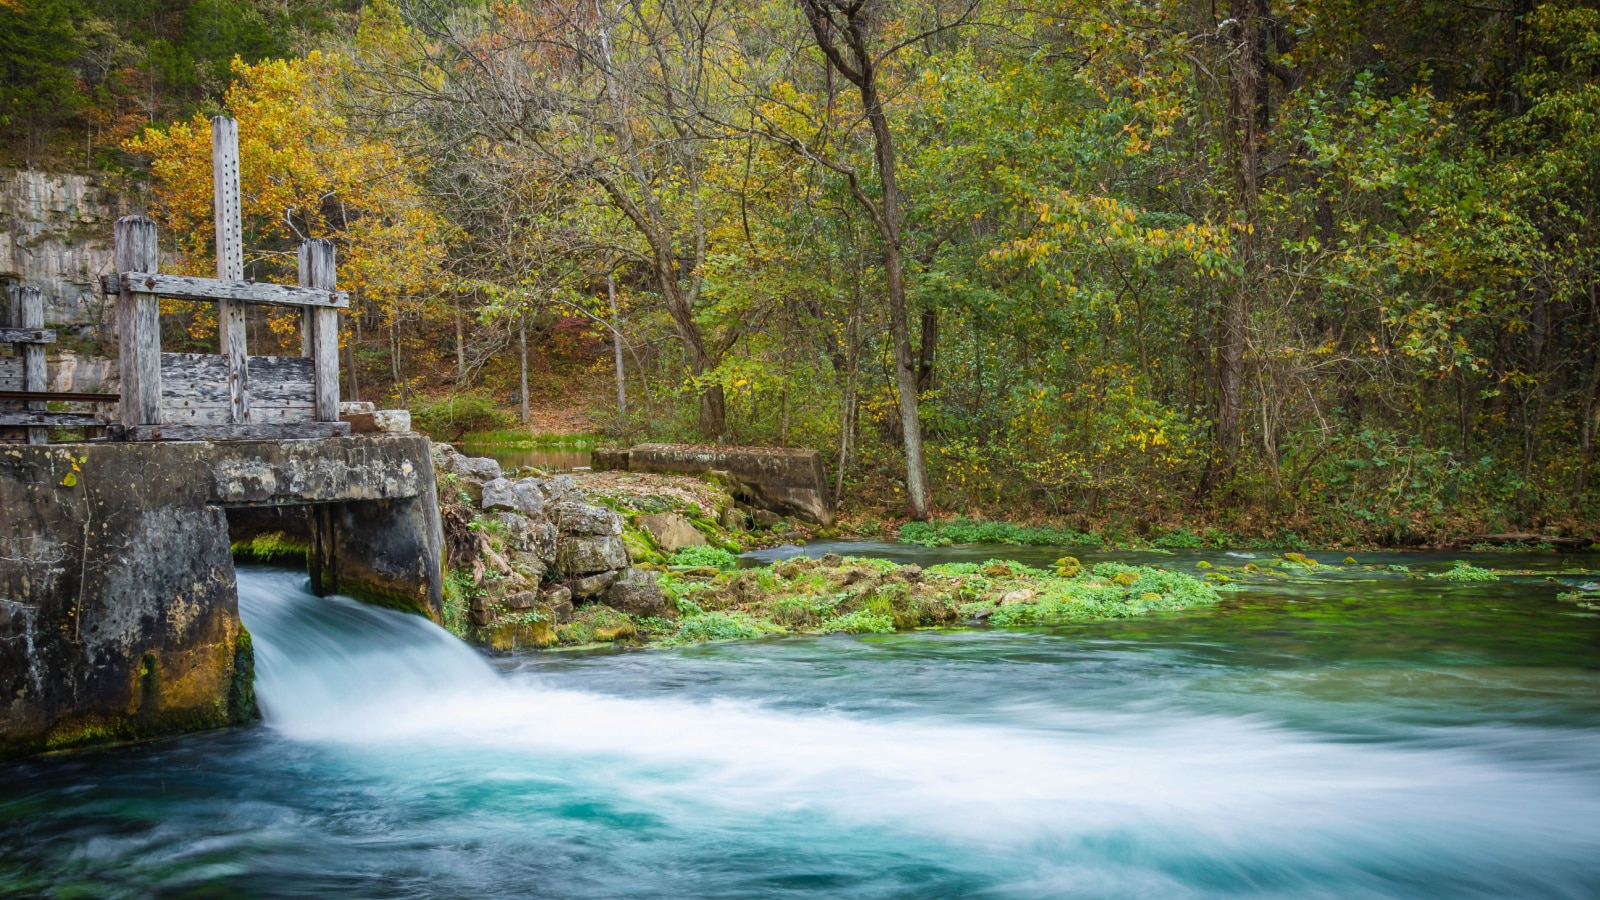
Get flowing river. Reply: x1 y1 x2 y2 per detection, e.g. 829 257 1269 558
3 545 1600 897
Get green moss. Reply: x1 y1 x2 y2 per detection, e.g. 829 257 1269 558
230 627 258 723
230 531 308 566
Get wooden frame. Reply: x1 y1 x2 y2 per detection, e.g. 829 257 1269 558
99 273 349 309
108 114 344 442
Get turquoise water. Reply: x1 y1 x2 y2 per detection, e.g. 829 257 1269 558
2 548 1600 897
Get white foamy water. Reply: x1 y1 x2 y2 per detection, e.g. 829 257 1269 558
234 569 1600 897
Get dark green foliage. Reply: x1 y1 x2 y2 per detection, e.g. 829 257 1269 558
0 0 86 130
899 518 1102 548
412 393 514 442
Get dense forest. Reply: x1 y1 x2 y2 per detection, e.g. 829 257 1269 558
4 0 1598 543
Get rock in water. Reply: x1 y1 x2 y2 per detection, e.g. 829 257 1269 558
638 512 708 553
552 501 623 536
604 568 672 617
557 535 630 574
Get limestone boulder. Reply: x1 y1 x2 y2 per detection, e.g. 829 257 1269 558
482 478 545 516
639 512 707 553
539 475 579 502
569 570 621 599
543 586 575 622
603 568 672 618
557 534 629 575
437 449 502 483
553 500 623 536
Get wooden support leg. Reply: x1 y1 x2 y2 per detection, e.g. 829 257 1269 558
298 239 340 423
115 216 162 427
18 287 46 444
213 116 250 424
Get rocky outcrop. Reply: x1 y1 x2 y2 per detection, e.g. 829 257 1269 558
435 443 660 650
595 443 833 525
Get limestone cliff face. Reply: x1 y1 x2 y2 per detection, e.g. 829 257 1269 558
0 169 143 392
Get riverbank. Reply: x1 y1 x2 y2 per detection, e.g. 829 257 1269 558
427 445 1600 654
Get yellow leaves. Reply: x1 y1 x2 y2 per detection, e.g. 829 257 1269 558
126 53 457 326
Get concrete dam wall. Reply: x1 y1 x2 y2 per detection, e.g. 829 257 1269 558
0 434 442 757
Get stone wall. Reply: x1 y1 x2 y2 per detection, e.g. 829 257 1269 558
0 434 443 757
596 443 834 525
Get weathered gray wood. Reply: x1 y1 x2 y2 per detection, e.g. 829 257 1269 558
102 273 349 309
159 354 314 404
298 239 340 422
0 328 53 344
213 115 250 424
18 286 47 444
116 216 162 426
158 353 316 426
109 421 351 442
0 412 112 427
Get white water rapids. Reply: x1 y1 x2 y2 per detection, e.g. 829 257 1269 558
231 568 1600 897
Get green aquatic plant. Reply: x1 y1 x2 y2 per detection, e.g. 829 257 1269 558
1153 528 1204 549
898 518 1101 548
1436 561 1500 582
821 610 897 634
672 611 774 643
669 546 741 570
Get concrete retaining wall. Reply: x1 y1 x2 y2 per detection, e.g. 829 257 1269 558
0 434 442 757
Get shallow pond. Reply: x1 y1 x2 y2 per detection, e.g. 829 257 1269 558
2 545 1599 898
453 442 592 473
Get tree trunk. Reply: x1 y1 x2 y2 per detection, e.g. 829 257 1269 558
1203 0 1262 496
519 312 530 427
454 294 466 384
347 300 361 402
609 274 626 418
917 307 938 392
795 0 931 520
860 76 930 518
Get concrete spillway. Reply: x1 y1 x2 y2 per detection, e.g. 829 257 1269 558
0 434 442 757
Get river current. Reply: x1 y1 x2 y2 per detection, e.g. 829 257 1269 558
3 545 1600 897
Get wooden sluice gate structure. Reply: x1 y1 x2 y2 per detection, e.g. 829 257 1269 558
2 116 348 444
0 116 444 758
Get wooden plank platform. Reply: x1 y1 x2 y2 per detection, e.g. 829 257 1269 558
108 422 352 442
0 328 55 344
101 273 349 309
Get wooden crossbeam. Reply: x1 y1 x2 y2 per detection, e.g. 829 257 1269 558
100 273 349 309
108 422 351 442
0 328 55 344
0 390 118 403
0 412 111 427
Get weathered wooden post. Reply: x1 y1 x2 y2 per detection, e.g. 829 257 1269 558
298 239 340 422
212 115 250 423
115 216 161 427
14 286 46 444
